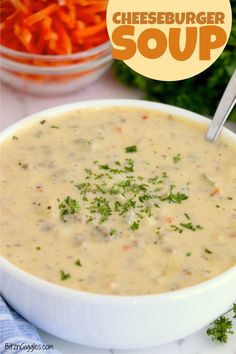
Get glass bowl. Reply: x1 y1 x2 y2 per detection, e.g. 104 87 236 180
0 41 112 96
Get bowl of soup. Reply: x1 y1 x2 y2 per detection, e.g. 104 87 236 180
0 99 236 349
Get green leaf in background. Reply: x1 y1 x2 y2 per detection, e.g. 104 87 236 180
112 0 236 122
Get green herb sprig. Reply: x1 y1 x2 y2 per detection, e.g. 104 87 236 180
180 222 203 231
58 196 80 222
173 153 181 164
207 304 236 343
75 258 82 267
160 185 188 204
60 270 70 280
125 145 137 153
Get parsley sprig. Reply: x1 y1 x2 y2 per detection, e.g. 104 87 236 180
207 304 236 343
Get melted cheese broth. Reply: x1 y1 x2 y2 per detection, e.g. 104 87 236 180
1 107 236 295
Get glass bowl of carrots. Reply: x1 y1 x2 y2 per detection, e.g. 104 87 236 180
0 0 112 95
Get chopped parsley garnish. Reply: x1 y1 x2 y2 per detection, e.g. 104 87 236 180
40 120 46 125
130 221 139 230
76 182 92 201
162 172 168 178
173 153 181 164
51 125 59 129
60 270 70 280
180 222 203 231
148 176 161 184
75 258 82 267
160 185 188 204
170 225 183 234
57 154 196 236
12 135 18 140
139 194 153 202
186 252 192 256
124 159 134 172
36 246 41 250
58 196 80 222
119 199 136 215
18 161 28 169
99 163 110 171
90 197 112 223
204 248 213 254
110 228 117 236
125 145 137 153
98 159 134 174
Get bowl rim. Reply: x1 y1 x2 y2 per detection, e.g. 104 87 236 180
1 98 236 304
0 41 112 61
0 52 112 75
0 41 112 74
1 256 236 305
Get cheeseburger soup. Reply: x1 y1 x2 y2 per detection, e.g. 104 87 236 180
1 107 236 295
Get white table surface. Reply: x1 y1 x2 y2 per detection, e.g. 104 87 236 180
1 71 236 354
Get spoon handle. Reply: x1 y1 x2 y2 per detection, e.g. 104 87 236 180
206 70 236 142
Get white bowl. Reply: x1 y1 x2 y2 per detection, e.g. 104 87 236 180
1 99 236 350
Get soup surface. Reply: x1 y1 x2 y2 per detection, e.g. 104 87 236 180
1 107 236 295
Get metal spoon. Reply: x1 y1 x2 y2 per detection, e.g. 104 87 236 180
205 69 236 142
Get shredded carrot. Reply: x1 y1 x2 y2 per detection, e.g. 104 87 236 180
41 17 52 40
23 4 58 26
166 216 174 224
0 0 109 55
80 2 108 14
210 187 222 197
72 19 106 40
0 0 109 87
52 18 72 54
10 0 30 15
116 127 123 133
123 244 132 251
13 23 39 53
183 269 192 276
142 115 150 120
77 12 101 24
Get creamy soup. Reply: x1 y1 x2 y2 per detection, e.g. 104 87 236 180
1 107 236 295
